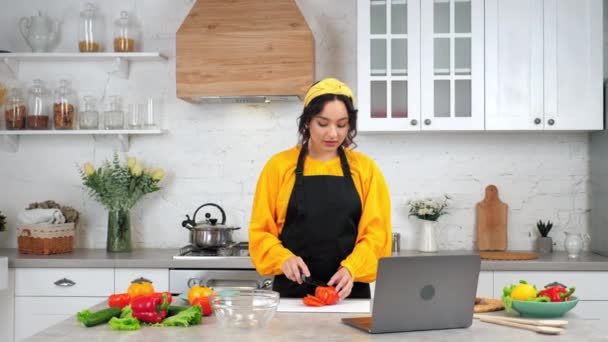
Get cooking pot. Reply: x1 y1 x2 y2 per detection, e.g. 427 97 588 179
181 203 241 249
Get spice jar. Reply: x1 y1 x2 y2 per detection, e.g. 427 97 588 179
113 11 141 52
104 95 124 129
4 88 27 130
53 80 77 129
80 95 99 129
78 3 104 52
27 79 50 130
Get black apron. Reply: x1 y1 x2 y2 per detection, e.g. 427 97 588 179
273 145 370 298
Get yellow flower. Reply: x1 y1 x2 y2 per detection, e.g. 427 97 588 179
131 162 143 176
127 156 137 169
83 162 95 176
151 168 165 181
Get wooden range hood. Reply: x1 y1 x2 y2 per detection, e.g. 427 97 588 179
176 0 314 103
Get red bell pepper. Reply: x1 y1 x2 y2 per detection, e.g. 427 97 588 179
151 291 173 305
537 286 576 302
131 293 169 323
302 294 326 307
108 293 131 309
315 286 339 305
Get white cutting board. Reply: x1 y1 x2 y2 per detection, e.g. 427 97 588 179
277 298 370 313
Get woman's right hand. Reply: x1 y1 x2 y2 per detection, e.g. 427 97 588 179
281 256 310 284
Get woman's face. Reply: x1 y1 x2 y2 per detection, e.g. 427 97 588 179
307 99 350 155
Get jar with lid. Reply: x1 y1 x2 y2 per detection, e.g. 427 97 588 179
78 3 104 52
53 80 77 129
113 11 141 52
104 95 124 129
80 95 99 129
27 79 50 129
4 88 27 130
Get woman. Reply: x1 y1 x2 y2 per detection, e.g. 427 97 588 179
248 78 391 300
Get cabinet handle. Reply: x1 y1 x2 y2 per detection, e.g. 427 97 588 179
534 118 542 125
187 278 202 288
54 278 76 287
424 119 431 125
547 118 555 126
410 119 418 126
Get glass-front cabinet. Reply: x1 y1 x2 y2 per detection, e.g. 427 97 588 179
357 0 484 131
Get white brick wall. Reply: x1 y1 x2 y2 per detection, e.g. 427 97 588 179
0 0 590 251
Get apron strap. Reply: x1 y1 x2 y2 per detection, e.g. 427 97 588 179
294 145 308 220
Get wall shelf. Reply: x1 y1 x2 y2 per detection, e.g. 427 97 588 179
1 52 167 79
0 129 165 152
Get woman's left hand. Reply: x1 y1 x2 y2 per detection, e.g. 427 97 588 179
327 267 353 300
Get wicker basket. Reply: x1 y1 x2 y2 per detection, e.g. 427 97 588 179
17 222 75 255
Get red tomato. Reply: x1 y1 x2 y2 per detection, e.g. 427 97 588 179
108 293 131 308
315 286 339 305
192 296 213 316
302 294 326 307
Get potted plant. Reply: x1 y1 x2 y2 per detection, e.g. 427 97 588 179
536 220 554 253
407 194 450 253
0 211 6 232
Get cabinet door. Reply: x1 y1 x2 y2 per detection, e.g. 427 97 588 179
543 0 602 130
115 268 169 293
476 271 493 298
358 0 421 131
15 297 103 341
485 0 544 130
420 0 484 130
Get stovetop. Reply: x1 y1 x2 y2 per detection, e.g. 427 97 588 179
173 242 250 259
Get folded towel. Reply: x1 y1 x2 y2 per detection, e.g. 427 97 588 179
17 208 66 225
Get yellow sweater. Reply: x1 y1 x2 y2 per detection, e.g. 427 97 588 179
248 146 392 283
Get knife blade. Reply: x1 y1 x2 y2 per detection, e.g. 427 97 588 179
301 274 329 287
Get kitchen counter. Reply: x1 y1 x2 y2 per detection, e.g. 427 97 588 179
23 301 608 342
1 248 608 271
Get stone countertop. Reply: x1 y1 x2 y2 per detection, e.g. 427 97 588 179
23 301 608 342
1 248 608 271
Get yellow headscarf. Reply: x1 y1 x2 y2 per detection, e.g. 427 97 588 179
303 78 355 107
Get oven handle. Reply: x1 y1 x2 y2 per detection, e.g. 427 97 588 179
187 277 273 289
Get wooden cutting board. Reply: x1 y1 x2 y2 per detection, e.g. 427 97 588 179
476 185 508 251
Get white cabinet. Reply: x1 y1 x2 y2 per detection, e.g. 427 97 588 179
493 271 608 319
357 0 484 132
115 268 169 293
14 268 113 341
485 0 603 130
476 271 493 298
0 269 15 342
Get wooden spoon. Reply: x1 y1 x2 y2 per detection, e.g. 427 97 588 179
474 314 568 327
476 315 564 335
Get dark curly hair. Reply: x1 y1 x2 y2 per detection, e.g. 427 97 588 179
297 94 358 149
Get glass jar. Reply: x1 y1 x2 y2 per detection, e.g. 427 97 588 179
27 79 50 129
104 95 124 129
79 3 104 52
80 95 99 129
113 11 141 52
53 80 77 129
4 88 27 130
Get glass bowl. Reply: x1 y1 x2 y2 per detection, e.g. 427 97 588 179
511 297 579 318
209 289 280 328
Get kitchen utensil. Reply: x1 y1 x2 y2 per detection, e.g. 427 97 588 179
181 203 241 249
19 11 60 52
478 251 538 260
511 297 579 318
277 298 370 313
476 185 508 251
209 289 280 328
475 314 564 335
301 274 329 287
474 314 568 327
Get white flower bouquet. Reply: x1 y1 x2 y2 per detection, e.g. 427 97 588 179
407 195 450 222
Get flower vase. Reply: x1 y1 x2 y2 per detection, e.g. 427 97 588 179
418 219 438 253
107 209 132 252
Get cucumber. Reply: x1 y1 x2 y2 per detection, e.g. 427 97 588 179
77 307 122 327
167 305 190 317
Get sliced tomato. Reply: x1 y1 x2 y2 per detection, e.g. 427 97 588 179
302 294 326 307
315 286 339 305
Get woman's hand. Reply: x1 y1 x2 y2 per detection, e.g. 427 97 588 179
281 256 310 284
328 267 353 300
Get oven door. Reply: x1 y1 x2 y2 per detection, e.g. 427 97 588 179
169 269 274 294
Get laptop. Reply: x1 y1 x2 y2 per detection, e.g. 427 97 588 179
342 254 481 334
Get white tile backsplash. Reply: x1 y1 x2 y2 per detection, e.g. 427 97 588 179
0 0 590 251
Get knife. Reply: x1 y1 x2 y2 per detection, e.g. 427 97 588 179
301 273 329 287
